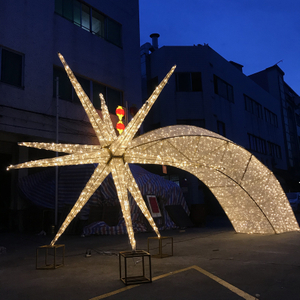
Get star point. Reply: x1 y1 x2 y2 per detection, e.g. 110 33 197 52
7 53 175 249
8 53 298 249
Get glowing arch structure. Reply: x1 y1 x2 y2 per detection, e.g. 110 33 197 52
8 53 299 250
125 125 300 234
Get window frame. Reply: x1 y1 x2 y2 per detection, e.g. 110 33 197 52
264 107 278 127
217 120 226 137
213 75 234 103
53 66 123 113
267 141 282 159
55 0 122 48
248 133 267 154
244 94 263 119
175 72 202 92
0 46 24 88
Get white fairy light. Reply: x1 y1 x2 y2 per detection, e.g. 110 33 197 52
125 125 299 234
7 53 174 249
8 54 299 250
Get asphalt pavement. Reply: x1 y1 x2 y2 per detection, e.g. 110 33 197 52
1 215 300 300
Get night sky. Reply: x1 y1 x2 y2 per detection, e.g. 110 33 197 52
139 0 300 95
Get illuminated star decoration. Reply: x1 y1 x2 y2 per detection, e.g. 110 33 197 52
8 53 175 250
8 53 299 249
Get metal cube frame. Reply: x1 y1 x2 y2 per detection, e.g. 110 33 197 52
36 244 65 270
147 236 173 258
119 250 152 285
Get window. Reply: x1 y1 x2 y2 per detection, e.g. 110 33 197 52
92 10 104 37
177 119 205 128
55 0 122 47
106 18 122 46
92 82 123 112
214 75 234 102
0 47 24 87
175 72 202 92
53 67 73 100
244 95 263 118
248 133 267 154
217 121 226 137
147 76 158 97
264 108 278 127
53 67 90 103
74 76 90 104
93 81 106 108
53 66 123 113
268 141 281 159
81 3 90 31
296 114 300 127
106 87 123 113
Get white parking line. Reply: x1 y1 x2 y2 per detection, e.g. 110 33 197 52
89 265 256 300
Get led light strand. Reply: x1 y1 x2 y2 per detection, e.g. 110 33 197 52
110 65 176 156
18 142 102 154
7 57 175 248
7 149 111 170
110 158 136 250
124 125 299 234
125 163 160 237
8 53 298 250
51 164 110 246
99 93 117 140
58 53 112 146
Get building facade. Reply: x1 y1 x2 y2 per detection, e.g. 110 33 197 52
0 0 141 230
141 36 300 208
250 66 300 183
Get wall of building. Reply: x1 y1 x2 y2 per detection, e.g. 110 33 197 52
0 0 141 143
141 42 292 207
143 44 287 169
0 0 141 230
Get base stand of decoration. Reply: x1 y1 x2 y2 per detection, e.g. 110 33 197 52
36 244 65 269
119 250 152 285
147 236 173 258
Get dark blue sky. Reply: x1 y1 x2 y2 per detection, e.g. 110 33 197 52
139 0 300 95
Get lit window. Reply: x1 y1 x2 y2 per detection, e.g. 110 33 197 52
55 0 122 47
81 4 90 31
92 10 105 37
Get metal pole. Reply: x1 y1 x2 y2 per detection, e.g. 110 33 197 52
55 77 59 227
125 101 128 126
